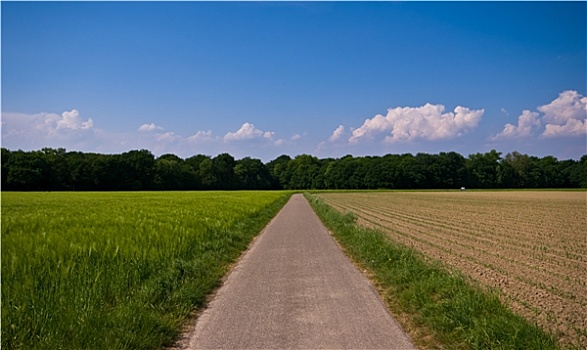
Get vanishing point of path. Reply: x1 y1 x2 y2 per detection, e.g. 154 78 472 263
180 194 415 349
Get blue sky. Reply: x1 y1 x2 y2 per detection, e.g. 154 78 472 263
2 1 586 161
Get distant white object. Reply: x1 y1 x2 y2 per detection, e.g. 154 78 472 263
460 187 466 191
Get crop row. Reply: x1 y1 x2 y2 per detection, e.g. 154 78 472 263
319 191 586 348
337 200 586 282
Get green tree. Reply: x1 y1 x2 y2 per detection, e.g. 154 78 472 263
467 150 502 188
567 155 587 188
67 151 97 190
41 148 69 190
1 147 585 191
234 157 272 189
432 152 467 188
265 155 292 189
2 148 12 189
537 156 564 188
198 157 216 189
579 155 587 188
118 150 156 190
4 150 51 191
212 153 237 189
153 155 198 190
287 154 321 189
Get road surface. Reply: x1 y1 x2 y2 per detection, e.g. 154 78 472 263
179 194 415 349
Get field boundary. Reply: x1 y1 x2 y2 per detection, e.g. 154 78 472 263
305 193 559 350
168 192 296 349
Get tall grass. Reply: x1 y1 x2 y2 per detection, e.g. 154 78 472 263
2 191 291 350
305 193 559 350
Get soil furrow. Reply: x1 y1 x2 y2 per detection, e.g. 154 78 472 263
319 192 587 349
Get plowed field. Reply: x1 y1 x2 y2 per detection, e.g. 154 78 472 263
318 191 586 348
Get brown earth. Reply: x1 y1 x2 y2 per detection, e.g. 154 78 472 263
319 191 587 349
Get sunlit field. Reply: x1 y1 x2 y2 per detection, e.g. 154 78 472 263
1 191 291 350
319 191 586 348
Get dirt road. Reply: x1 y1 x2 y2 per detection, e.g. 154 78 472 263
179 194 414 349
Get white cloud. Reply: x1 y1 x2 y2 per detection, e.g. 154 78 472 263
1 109 97 152
54 109 94 130
538 90 587 138
270 133 305 147
542 118 586 138
2 112 43 135
290 134 303 141
328 125 345 142
224 122 275 142
37 109 93 134
2 109 93 137
491 110 540 140
187 130 214 143
492 90 587 141
349 103 484 144
156 131 181 143
139 123 163 132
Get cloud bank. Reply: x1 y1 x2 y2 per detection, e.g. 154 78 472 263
539 90 587 138
187 130 214 143
2 109 94 138
138 123 163 132
491 110 540 140
493 90 587 140
328 125 345 142
3 91 584 161
224 122 275 142
348 103 484 144
51 109 94 131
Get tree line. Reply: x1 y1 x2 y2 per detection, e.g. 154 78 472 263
1 147 586 191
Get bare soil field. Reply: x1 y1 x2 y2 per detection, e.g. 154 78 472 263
319 191 587 348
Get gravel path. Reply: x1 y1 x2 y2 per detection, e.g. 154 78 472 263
178 194 414 349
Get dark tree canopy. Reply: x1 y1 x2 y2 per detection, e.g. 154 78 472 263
1 148 585 191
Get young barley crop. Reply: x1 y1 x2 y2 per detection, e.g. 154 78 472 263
2 191 291 350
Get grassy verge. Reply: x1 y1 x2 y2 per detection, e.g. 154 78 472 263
2 191 292 350
305 193 559 350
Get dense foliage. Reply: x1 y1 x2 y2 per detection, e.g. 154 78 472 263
2 147 586 190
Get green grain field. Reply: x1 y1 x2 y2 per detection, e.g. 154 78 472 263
1 191 291 350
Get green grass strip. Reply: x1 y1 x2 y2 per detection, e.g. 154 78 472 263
305 193 559 350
